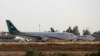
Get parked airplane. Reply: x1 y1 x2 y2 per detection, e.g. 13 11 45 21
14 36 30 42
50 27 95 41
6 20 77 41
77 35 95 41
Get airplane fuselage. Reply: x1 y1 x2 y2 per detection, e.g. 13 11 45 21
24 32 77 41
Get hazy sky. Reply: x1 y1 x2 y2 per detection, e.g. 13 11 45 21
0 0 100 34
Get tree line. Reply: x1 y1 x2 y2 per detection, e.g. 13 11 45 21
63 26 100 35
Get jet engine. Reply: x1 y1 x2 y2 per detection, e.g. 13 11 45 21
42 37 49 42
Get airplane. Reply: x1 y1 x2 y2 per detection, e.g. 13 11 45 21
50 27 95 41
6 20 77 41
14 36 26 42
77 35 95 41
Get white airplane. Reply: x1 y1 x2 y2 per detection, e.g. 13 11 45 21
77 35 95 41
50 27 95 41
14 36 27 42
6 20 77 41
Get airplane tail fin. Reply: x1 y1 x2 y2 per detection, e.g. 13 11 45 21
50 27 55 32
6 20 21 35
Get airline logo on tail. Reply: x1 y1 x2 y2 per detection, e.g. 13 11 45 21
6 20 22 35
